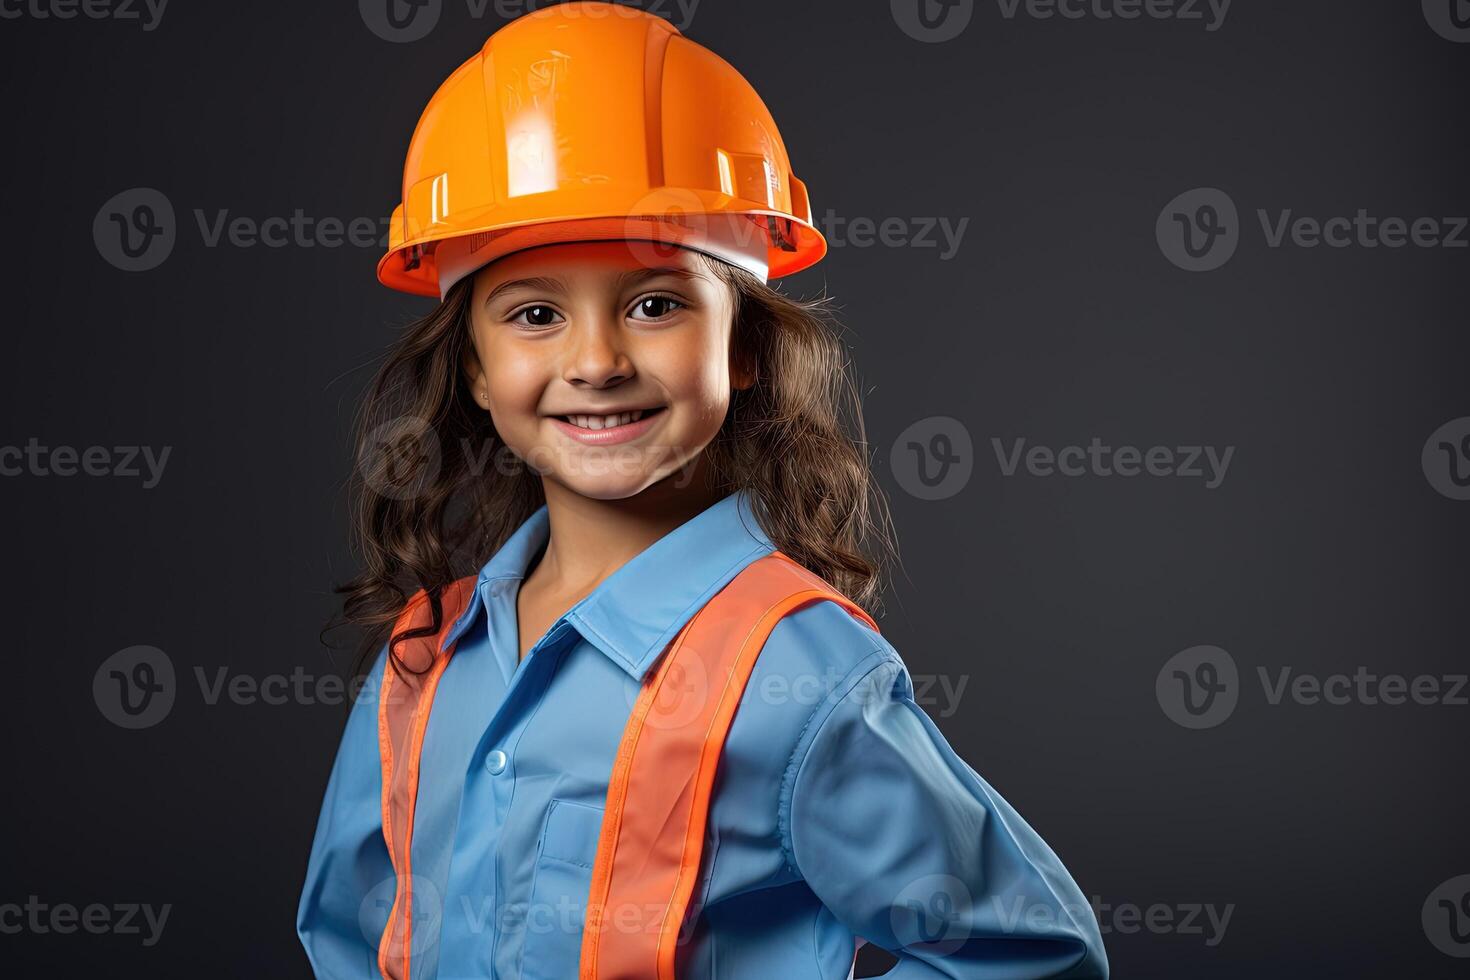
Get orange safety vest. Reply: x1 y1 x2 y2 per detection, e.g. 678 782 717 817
374 551 879 980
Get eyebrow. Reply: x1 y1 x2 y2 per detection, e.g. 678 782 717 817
482 265 708 309
615 266 707 290
483 275 565 309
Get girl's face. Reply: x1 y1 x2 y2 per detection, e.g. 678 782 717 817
463 241 749 501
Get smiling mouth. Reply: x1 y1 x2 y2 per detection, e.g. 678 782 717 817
553 406 666 431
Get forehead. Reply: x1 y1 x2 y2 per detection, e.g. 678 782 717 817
472 240 711 292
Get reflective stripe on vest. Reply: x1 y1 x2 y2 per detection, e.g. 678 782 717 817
374 551 879 980
376 575 477 980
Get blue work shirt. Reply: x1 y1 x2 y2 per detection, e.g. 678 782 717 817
297 489 1109 979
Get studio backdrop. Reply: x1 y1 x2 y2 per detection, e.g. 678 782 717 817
0 1 1465 977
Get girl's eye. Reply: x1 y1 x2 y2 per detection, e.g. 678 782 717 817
631 295 684 321
509 305 563 329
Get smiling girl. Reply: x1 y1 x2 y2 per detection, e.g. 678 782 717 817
296 4 1107 978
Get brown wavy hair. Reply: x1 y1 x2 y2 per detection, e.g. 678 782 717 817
333 254 898 677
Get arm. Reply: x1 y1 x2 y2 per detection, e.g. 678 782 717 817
296 648 393 979
785 653 1109 979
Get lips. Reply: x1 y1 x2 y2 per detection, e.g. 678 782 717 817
558 407 657 431
549 406 666 446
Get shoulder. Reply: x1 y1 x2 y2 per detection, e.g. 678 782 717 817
737 587 913 780
711 563 909 868
723 550 907 715
738 593 910 875
757 596 901 691
752 567 911 714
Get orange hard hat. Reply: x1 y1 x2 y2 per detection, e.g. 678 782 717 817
377 1 827 299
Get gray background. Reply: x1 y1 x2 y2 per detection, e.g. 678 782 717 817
1 0 1465 976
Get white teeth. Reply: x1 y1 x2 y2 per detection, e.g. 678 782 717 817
565 409 648 430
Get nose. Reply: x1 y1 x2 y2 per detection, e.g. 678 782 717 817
563 311 634 389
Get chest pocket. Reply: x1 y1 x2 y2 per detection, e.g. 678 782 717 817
520 798 604 980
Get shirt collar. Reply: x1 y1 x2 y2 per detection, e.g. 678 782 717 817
440 488 776 681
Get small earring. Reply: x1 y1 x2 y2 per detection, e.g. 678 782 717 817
480 390 488 402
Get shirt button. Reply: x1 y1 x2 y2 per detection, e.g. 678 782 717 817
485 749 508 775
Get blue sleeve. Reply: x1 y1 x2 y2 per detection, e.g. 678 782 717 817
786 653 1109 979
296 647 394 979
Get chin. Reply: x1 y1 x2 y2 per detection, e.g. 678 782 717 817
549 472 663 502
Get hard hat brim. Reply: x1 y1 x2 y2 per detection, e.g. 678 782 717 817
378 188 827 299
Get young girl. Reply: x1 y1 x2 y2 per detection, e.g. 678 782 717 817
298 4 1108 978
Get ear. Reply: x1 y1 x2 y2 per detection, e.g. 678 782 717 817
462 342 489 407
730 340 757 392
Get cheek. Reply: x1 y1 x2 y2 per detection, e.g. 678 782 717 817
481 345 548 413
658 327 731 417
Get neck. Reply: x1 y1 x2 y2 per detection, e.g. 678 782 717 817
532 457 727 595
